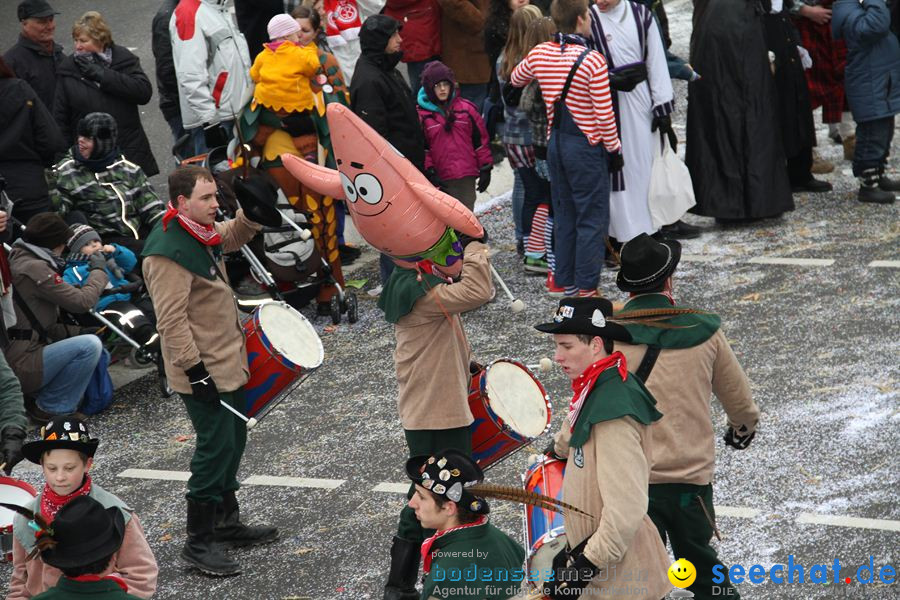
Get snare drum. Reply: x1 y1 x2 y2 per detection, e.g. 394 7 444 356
522 455 567 596
243 301 324 418
0 476 37 562
468 359 552 469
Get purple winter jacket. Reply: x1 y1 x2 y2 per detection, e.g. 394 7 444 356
416 88 493 180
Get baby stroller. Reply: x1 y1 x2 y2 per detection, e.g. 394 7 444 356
174 143 358 324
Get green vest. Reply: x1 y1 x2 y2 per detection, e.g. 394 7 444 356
569 370 663 449
141 219 222 280
377 265 446 324
422 521 526 600
31 577 141 599
618 294 721 349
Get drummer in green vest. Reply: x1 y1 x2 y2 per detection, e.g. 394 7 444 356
613 233 761 600
142 165 278 577
405 449 525 600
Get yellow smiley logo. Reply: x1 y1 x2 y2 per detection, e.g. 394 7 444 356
667 558 697 588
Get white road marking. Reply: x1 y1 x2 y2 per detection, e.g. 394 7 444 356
747 257 836 267
680 254 720 263
241 475 345 489
372 482 412 494
118 469 191 481
716 506 763 519
868 260 900 268
796 513 900 533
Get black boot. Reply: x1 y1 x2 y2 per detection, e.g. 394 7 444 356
182 499 241 576
859 169 896 204
383 536 421 600
214 490 279 547
878 173 900 192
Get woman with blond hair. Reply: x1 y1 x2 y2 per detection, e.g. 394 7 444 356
53 11 158 176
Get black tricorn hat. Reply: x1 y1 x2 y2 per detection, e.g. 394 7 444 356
22 415 99 464
616 233 681 293
232 175 284 227
40 496 125 569
406 449 490 515
534 297 632 342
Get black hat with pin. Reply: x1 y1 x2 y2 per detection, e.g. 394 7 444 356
232 175 284 227
616 233 681 293
406 449 490 515
534 297 632 342
22 415 99 464
40 496 125 569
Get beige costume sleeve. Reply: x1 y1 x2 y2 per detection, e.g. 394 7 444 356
711 330 760 433
553 418 572 459
110 514 158 599
583 417 650 569
216 208 262 254
414 242 495 316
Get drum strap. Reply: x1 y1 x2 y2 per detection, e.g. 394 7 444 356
634 345 661 383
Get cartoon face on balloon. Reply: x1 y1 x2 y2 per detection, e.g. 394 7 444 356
282 103 483 277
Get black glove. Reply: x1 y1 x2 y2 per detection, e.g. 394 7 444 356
608 150 624 174
723 425 755 450
74 55 105 82
457 227 488 249
88 252 108 272
542 440 566 462
651 114 678 152
607 63 648 92
476 167 492 193
185 362 219 403
1 426 26 475
544 551 599 600
424 167 444 189
202 123 230 149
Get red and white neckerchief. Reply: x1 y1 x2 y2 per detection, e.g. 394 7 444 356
162 201 222 246
421 515 489 574
567 352 628 432
40 475 93 522
324 0 361 48
69 574 128 592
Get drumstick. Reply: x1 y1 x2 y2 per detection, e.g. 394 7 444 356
0 463 5 472
219 400 259 430
490 264 525 313
526 358 553 373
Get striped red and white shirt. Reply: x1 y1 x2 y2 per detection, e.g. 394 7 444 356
510 42 620 152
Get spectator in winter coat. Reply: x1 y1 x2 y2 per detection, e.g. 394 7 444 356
53 11 159 177
0 56 65 228
438 0 492 109
3 0 65 113
384 0 442 97
417 60 493 211
151 0 183 146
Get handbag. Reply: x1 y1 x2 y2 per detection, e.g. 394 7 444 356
81 347 114 416
608 62 648 92
648 140 696 229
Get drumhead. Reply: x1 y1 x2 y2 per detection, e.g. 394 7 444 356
485 361 549 437
258 302 324 368
527 529 567 583
0 477 37 528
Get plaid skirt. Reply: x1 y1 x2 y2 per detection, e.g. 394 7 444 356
794 9 847 122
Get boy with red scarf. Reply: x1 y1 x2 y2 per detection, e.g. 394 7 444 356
534 297 671 600
8 415 158 599
142 165 277 577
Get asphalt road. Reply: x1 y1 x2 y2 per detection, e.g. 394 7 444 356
1 2 898 599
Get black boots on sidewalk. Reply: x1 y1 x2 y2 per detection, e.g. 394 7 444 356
383 536 421 600
858 168 897 204
214 490 280 547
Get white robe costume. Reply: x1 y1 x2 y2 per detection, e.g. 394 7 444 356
590 1 674 241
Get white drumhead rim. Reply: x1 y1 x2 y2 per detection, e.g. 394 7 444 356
527 528 567 582
257 302 324 368
484 360 550 437
0 481 37 528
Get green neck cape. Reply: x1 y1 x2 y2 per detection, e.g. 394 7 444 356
377 266 446 324
618 294 721 349
141 219 222 280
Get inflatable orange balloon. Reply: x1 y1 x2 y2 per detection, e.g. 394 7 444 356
281 103 483 277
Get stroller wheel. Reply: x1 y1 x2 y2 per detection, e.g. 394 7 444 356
130 346 156 367
329 294 341 325
159 376 174 398
346 292 359 324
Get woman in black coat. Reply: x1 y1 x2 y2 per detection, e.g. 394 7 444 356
0 57 66 228
53 11 158 176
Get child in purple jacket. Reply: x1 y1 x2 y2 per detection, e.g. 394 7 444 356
416 60 493 211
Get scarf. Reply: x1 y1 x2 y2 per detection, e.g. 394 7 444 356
161 201 222 246
72 147 118 174
324 0 362 48
554 32 589 53
69 575 128 592
567 352 628 432
73 48 113 65
41 475 92 522
421 515 488 574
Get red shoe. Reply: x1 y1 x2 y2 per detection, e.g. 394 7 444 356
578 288 599 298
546 272 565 297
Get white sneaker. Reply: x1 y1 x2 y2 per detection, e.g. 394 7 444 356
366 285 383 297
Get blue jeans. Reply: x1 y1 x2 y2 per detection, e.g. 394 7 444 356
512 170 524 242
186 119 235 159
36 335 103 414
458 83 487 113
546 105 610 291
517 165 552 238
853 116 895 176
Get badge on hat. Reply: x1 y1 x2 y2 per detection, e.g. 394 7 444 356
591 309 606 328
